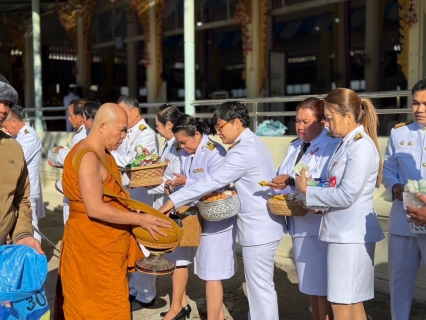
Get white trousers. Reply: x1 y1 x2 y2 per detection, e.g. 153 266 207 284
129 244 157 303
242 240 280 320
129 272 157 303
30 201 41 242
388 234 426 320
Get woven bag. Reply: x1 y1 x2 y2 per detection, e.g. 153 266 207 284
267 198 308 217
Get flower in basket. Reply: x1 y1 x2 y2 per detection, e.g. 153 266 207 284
127 154 161 168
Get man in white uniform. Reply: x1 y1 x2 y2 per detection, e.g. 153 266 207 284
2 106 44 241
383 78 426 319
63 87 79 132
48 99 87 224
111 95 159 307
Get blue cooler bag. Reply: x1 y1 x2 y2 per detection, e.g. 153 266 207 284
0 245 50 319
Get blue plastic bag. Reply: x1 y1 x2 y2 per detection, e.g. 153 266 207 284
0 245 50 319
256 120 288 136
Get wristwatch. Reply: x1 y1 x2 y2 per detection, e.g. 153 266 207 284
288 177 295 186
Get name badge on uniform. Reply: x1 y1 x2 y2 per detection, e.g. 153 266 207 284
308 147 319 157
192 168 204 173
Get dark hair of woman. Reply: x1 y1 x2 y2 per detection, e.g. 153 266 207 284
172 114 211 136
296 97 325 122
211 101 250 128
157 103 182 125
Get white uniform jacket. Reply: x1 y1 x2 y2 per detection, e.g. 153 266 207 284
170 128 287 246
383 120 426 237
306 125 385 244
277 129 341 237
16 123 45 220
57 124 87 165
147 137 186 209
180 135 230 234
112 119 159 167
111 119 159 204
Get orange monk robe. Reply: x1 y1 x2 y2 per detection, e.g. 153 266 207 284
54 147 143 320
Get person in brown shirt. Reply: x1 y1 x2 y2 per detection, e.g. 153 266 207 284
0 74 43 253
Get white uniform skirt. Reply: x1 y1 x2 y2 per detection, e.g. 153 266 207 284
194 218 237 281
327 242 376 304
292 236 328 296
165 247 197 267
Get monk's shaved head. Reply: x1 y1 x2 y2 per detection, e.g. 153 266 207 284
89 103 128 151
92 103 127 128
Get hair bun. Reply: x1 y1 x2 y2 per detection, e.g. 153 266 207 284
195 118 211 135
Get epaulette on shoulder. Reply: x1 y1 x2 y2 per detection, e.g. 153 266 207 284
206 141 216 151
228 140 241 151
290 137 299 144
394 120 414 129
76 127 83 134
174 141 181 151
354 133 363 141
24 129 29 134
139 124 147 131
326 131 336 138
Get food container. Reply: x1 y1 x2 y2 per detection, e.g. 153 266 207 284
403 192 426 234
47 147 63 168
174 206 202 247
121 162 167 188
198 193 240 221
267 195 308 217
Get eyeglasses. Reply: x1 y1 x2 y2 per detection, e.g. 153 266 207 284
214 121 232 132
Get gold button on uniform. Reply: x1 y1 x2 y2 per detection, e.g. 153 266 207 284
423 163 426 167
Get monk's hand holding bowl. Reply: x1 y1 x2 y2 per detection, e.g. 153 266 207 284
295 168 308 195
164 179 173 195
138 214 172 241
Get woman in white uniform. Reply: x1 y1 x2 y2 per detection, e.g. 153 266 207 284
162 115 237 320
269 98 340 320
296 88 385 319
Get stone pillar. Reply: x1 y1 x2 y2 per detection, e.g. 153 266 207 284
245 0 260 99
76 11 85 92
183 0 195 114
32 0 43 132
407 0 426 89
126 9 137 97
25 23 34 110
146 1 165 104
318 30 331 93
365 0 381 92
334 2 348 88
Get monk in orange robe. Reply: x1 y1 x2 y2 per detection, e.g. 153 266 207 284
54 103 171 319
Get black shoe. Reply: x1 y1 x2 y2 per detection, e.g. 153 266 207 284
129 294 136 302
160 304 191 318
162 307 187 320
137 297 156 308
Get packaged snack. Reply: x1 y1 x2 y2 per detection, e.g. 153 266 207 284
420 180 426 192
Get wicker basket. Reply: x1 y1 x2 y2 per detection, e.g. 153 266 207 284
122 162 167 188
198 194 240 221
267 198 308 217
175 206 202 247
